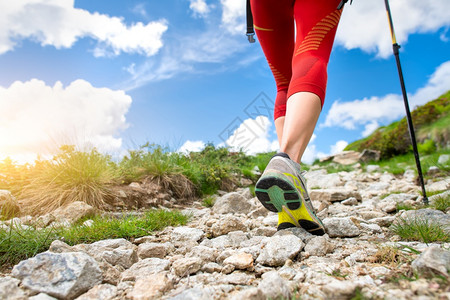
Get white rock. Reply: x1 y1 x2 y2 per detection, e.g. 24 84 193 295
437 154 449 165
310 189 362 202
172 226 204 242
210 215 247 237
258 271 290 299
0 277 27 300
230 287 264 300
304 235 334 257
212 192 254 214
256 235 304 267
51 201 96 225
366 165 380 172
137 242 171 259
75 284 117 300
412 246 450 277
127 273 173 300
121 258 171 281
172 257 202 277
323 217 360 237
29 294 58 300
322 280 358 298
12 252 102 299
223 252 253 269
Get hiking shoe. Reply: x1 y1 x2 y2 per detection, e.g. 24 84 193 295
255 152 325 235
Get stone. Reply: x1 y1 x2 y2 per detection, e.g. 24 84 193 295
12 252 102 299
98 260 121 285
51 201 96 224
411 246 450 277
398 209 450 234
48 240 73 253
200 235 232 250
304 171 343 189
342 197 359 206
29 294 58 300
187 245 218 262
0 277 27 300
256 235 304 267
258 271 290 299
332 151 361 165
127 273 173 300
360 222 382 233
366 165 381 172
368 216 396 227
358 211 386 220
223 252 253 269
437 154 449 164
322 280 359 299
201 262 222 273
167 286 213 300
230 287 265 300
304 236 334 257
137 242 170 259
278 265 297 280
426 179 450 192
275 226 314 243
221 272 254 285
121 258 171 281
0 190 20 219
210 215 247 237
262 214 278 227
75 284 118 300
171 226 204 242
323 217 360 237
378 193 418 213
310 189 362 202
212 192 254 214
73 238 138 269
172 257 202 277
359 149 381 163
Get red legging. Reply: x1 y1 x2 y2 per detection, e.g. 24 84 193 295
250 0 342 120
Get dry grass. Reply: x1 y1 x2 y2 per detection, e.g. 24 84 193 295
19 146 117 215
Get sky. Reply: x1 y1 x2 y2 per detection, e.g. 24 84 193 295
0 0 449 164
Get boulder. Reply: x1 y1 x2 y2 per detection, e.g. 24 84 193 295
0 277 27 300
127 273 173 300
52 201 96 225
256 235 304 267
411 246 450 277
12 252 102 299
258 271 290 299
358 149 381 163
212 192 254 214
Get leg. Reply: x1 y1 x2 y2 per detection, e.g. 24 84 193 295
250 0 295 143
281 0 342 163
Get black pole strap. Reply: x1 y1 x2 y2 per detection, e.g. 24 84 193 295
384 0 428 205
337 0 353 10
246 0 255 43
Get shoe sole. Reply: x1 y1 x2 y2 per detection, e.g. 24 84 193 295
256 173 325 235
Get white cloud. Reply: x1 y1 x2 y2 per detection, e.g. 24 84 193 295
189 0 211 17
222 116 278 155
331 140 348 154
362 121 379 137
0 79 131 162
178 140 206 154
220 0 246 35
322 60 450 130
0 0 168 56
336 0 450 57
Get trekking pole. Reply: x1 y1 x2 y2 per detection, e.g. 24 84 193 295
384 0 428 205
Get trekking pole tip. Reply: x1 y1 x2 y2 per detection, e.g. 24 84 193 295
247 33 255 43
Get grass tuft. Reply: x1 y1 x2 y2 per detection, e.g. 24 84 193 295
201 195 216 208
0 209 188 267
19 146 117 215
390 217 449 243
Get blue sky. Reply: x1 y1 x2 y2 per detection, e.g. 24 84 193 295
0 0 449 164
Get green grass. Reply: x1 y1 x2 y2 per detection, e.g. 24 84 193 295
201 195 216 208
310 161 355 173
430 192 450 212
0 209 188 267
390 217 449 243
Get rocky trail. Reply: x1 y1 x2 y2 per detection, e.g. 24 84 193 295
1 161 449 300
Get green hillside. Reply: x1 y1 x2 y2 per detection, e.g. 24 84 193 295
345 90 450 159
